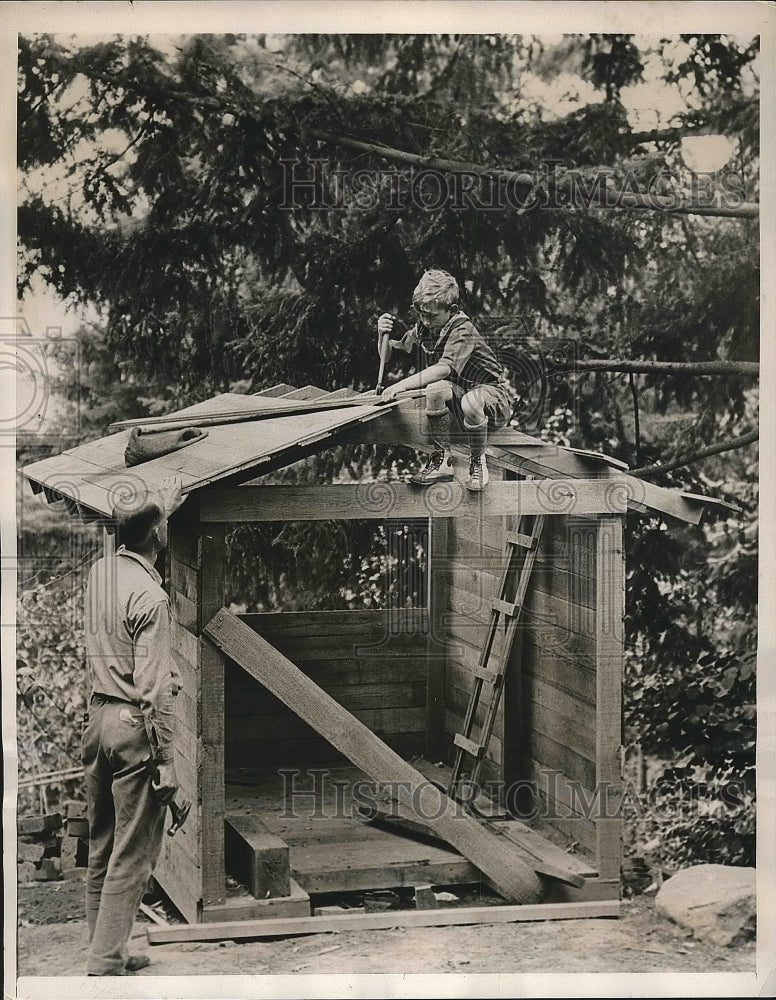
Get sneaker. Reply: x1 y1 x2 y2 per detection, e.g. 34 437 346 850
464 454 489 491
409 450 454 486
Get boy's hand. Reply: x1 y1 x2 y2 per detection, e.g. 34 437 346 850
377 313 395 343
378 384 401 404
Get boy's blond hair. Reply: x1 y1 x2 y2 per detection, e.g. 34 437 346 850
412 269 459 308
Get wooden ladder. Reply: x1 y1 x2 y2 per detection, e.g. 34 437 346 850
447 510 547 797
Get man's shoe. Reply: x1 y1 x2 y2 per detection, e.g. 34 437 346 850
125 954 151 973
409 450 454 486
464 454 489 492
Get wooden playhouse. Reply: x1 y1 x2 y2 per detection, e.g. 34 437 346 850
22 383 729 927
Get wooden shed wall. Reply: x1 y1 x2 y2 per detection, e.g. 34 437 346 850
507 514 600 858
225 610 431 769
153 507 228 921
442 466 508 787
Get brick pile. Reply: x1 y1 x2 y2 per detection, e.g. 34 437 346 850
17 802 89 884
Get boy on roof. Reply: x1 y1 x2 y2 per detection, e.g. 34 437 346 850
377 268 512 491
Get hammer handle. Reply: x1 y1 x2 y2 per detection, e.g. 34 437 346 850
376 333 390 392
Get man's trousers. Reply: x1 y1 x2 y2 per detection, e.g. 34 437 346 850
82 695 166 975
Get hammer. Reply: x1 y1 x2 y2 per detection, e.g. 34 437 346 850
143 757 192 837
375 332 390 396
375 314 409 395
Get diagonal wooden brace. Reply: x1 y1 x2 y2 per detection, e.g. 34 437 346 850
204 608 544 905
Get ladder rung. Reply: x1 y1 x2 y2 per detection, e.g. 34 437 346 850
492 597 518 617
472 665 502 685
505 530 537 550
453 734 485 758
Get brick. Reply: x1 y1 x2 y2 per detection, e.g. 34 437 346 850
63 800 87 820
414 885 439 910
34 858 62 882
17 842 45 863
60 833 88 871
17 813 62 835
17 861 38 884
67 817 89 839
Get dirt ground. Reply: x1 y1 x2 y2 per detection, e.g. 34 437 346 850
14 873 756 981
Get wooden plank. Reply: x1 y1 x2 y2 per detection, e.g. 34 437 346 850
523 758 598 857
524 587 597 638
595 516 625 880
199 523 226 907
427 516 447 760
522 693 596 767
322 387 359 399
226 682 426 716
292 856 480 895
492 596 517 617
542 877 621 904
204 608 544 903
200 480 625 523
170 557 198 602
225 733 427 770
453 733 485 758
444 709 503 766
520 618 598 668
527 729 596 789
171 588 197 633
109 393 388 430
240 608 428 637
148 899 619 943
450 514 508 555
448 534 508 570
522 675 597 760
236 635 429 662
522 648 597 705
488 442 704 525
447 582 496 625
154 834 202 925
169 500 200 569
445 672 505 762
202 879 310 923
226 657 427 691
224 814 291 899
252 383 296 397
493 820 596 879
228 708 427 742
278 385 329 400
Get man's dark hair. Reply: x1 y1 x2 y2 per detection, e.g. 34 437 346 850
112 491 165 551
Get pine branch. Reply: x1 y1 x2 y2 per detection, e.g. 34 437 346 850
311 129 759 219
551 359 758 377
629 122 720 144
631 429 758 478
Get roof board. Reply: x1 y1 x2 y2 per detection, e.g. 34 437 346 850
21 385 731 527
22 390 395 519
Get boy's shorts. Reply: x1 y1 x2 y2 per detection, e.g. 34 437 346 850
451 381 512 430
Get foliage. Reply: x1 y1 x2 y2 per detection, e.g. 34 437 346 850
16 564 94 816
17 32 759 865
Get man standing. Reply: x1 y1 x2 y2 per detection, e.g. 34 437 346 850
82 479 184 976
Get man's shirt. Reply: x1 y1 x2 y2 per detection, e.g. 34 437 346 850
394 311 507 390
85 545 180 761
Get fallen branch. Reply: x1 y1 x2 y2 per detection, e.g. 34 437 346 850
311 130 759 220
631 429 758 478
550 359 758 377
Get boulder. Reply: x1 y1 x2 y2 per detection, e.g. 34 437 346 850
655 863 755 946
